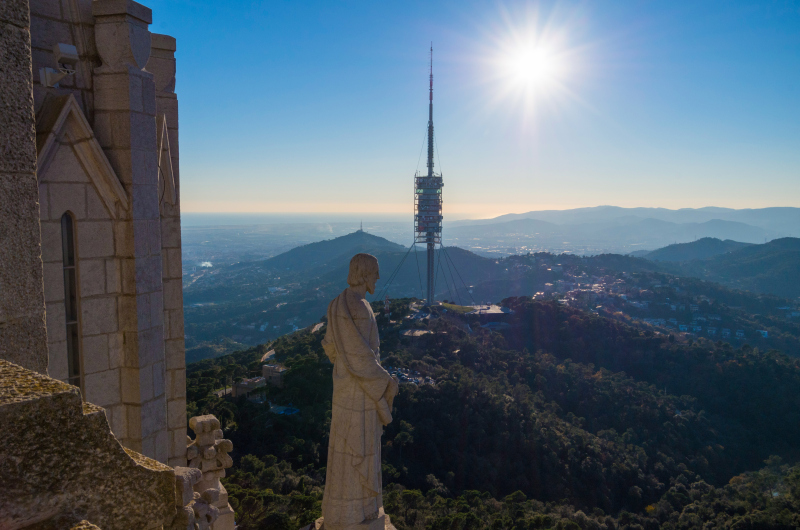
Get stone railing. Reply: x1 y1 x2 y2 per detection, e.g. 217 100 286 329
178 415 235 530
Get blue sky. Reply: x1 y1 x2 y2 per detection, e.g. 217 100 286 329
148 0 800 219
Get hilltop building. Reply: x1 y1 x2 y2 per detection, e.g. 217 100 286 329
263 363 288 387
232 376 266 398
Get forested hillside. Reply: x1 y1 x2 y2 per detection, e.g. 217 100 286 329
642 237 752 262
183 232 503 358
672 238 800 298
257 230 407 273
187 299 800 529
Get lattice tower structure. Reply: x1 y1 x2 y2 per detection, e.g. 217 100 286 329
414 46 443 306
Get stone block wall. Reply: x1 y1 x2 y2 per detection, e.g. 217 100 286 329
28 0 96 120
147 33 187 467
0 358 239 528
0 1 237 526
0 0 49 374
36 92 134 450
90 0 167 462
24 0 186 465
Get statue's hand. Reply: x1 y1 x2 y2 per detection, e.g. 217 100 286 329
382 376 399 411
377 397 393 426
386 377 399 402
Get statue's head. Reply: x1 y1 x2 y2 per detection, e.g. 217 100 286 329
348 253 380 294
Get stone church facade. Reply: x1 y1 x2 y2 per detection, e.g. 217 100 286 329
26 0 185 466
2 0 237 527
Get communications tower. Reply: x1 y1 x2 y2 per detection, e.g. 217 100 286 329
414 46 443 306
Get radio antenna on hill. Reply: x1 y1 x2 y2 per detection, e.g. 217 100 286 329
415 44 443 306
371 46 474 309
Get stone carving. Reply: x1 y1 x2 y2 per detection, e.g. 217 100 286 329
170 467 219 530
93 0 153 72
186 415 235 530
316 254 399 530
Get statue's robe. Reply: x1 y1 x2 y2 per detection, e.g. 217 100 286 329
321 287 394 528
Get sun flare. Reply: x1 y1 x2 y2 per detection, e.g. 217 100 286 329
499 43 565 94
477 6 586 122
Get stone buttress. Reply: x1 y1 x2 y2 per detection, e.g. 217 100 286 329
26 0 186 465
0 0 237 527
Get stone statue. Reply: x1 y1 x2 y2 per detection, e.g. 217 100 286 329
319 253 399 530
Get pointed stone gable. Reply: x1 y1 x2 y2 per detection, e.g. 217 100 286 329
35 95 129 217
157 114 176 206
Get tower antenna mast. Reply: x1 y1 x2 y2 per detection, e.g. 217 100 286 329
427 45 434 179
414 44 443 307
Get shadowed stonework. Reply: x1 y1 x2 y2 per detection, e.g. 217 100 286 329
0 0 49 374
18 0 187 465
0 0 236 527
0 359 175 529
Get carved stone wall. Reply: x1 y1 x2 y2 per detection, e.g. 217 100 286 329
0 0 49 374
91 0 168 462
0 358 244 529
0 359 175 529
147 33 187 468
0 2 238 527
25 0 185 465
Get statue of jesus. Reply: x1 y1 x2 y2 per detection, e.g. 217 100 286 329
320 253 398 530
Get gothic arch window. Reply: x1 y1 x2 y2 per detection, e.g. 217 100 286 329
61 212 82 390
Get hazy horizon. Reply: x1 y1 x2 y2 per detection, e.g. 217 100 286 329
181 204 800 227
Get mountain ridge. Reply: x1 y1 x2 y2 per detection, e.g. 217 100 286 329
642 237 754 262
260 230 407 272
451 205 800 231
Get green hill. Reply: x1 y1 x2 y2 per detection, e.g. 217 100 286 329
261 230 407 273
644 237 752 262
675 237 800 297
183 233 506 358
187 298 800 529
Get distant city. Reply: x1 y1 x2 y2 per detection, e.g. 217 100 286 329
182 206 800 275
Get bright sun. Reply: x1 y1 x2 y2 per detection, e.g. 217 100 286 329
480 7 585 121
501 44 563 93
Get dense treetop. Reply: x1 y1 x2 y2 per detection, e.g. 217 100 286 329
186 297 800 529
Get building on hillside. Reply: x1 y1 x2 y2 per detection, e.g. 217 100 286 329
263 364 288 387
232 376 267 399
